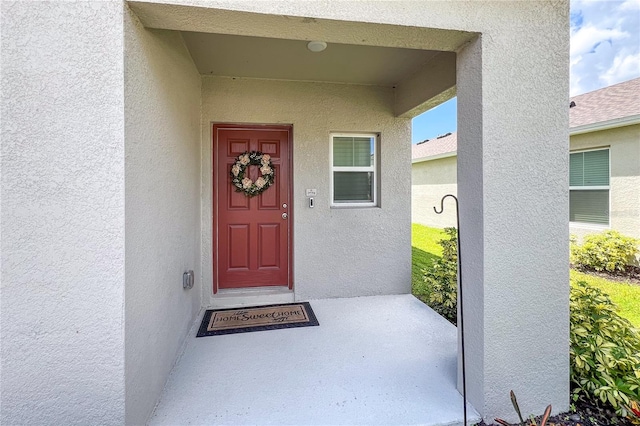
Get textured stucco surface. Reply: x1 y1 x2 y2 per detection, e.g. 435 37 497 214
1 2 126 424
129 0 477 52
124 7 203 425
570 124 640 240
455 4 570 421
201 76 412 303
412 156 458 228
395 52 457 118
2 1 570 424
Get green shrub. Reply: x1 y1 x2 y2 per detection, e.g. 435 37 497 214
423 227 458 324
570 279 640 417
571 231 639 273
570 234 579 257
420 228 640 417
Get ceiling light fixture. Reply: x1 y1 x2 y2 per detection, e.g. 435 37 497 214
307 41 327 52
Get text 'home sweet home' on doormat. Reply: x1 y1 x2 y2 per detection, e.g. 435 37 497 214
196 302 319 337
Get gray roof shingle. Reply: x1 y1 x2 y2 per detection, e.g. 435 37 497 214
412 132 457 161
412 77 640 160
570 77 640 128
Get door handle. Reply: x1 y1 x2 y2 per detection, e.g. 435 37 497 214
282 213 288 219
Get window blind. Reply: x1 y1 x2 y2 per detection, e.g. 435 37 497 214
333 137 373 167
570 190 609 225
570 150 609 187
569 148 609 225
333 172 373 201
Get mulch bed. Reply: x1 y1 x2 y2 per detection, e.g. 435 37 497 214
476 398 635 426
573 265 640 286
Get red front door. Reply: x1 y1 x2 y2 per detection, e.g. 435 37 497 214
213 125 292 292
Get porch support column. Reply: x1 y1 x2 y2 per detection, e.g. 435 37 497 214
456 32 570 422
1 2 125 424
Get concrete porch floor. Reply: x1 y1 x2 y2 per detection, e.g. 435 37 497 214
149 294 480 426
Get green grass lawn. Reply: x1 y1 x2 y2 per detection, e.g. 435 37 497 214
411 224 445 303
571 269 640 328
412 223 640 328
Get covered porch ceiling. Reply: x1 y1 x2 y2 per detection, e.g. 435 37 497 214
182 31 441 87
129 1 474 117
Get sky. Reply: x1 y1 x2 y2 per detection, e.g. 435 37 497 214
412 0 640 144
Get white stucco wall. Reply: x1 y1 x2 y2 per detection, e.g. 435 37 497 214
135 17 572 422
570 124 640 240
201 76 412 303
124 8 203 425
411 156 458 228
1 2 126 424
455 7 570 423
2 1 570 424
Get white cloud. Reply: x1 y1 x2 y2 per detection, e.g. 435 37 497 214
570 25 627 57
570 0 640 96
602 51 640 84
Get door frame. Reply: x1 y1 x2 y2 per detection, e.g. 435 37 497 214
212 123 294 294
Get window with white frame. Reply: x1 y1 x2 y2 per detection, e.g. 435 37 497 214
330 133 378 207
570 148 610 225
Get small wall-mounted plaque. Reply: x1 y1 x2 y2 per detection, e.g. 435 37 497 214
305 189 317 197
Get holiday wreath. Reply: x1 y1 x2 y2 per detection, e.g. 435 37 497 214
230 151 275 197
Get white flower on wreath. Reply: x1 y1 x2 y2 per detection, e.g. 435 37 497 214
239 154 250 165
260 165 272 175
242 177 252 189
260 154 271 164
255 177 266 189
231 164 241 176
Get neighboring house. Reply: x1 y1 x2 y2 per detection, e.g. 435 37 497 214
412 132 458 228
569 78 640 240
1 2 569 425
412 78 640 240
